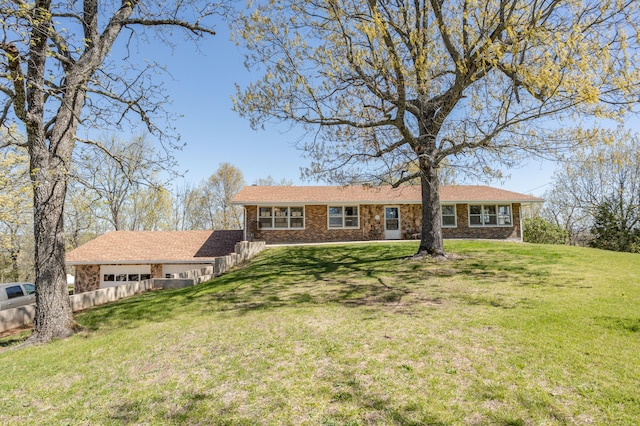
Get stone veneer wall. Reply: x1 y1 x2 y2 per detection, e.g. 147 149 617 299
73 263 166 294
75 265 101 293
246 203 522 243
151 263 163 278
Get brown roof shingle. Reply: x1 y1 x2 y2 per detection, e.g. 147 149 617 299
66 230 243 265
231 185 543 205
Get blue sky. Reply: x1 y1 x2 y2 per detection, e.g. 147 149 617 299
125 21 560 197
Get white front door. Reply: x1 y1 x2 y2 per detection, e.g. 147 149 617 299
384 206 401 239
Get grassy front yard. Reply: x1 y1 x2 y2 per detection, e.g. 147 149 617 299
1 241 639 424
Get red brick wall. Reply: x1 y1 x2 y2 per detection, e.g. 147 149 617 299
245 203 522 244
246 205 381 244
442 203 521 239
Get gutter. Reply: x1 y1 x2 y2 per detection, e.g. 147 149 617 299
66 259 219 266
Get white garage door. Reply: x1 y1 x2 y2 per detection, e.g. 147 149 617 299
100 265 151 289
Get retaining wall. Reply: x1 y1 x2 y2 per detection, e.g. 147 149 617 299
0 240 266 333
171 240 266 280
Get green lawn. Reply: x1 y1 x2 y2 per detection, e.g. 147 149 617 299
1 241 639 424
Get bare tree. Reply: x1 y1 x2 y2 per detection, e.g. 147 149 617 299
543 128 640 246
254 175 294 186
64 185 105 250
233 0 640 257
72 135 175 230
169 181 200 231
183 163 246 229
0 1 220 342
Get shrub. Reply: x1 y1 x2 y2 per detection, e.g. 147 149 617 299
523 217 568 245
590 200 640 253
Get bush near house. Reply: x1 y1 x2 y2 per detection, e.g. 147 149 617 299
523 216 568 245
1 241 639 424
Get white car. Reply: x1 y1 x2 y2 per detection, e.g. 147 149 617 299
0 282 36 310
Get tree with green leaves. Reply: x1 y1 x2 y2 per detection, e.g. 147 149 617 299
233 0 640 257
542 128 640 248
206 163 246 229
590 199 640 253
127 186 173 231
64 185 103 250
0 144 32 281
184 163 246 230
0 1 220 343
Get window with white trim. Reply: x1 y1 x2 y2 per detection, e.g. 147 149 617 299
328 206 359 228
469 204 512 226
441 204 457 227
100 265 151 289
257 206 304 229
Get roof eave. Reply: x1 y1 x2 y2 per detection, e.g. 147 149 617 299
444 199 544 204
233 199 544 205
66 258 218 266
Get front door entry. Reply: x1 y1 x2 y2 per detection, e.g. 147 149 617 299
384 206 401 239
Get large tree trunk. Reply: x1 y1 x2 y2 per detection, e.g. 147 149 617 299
417 158 445 257
27 148 76 342
25 91 81 342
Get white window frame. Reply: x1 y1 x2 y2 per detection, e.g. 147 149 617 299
468 204 513 227
441 204 457 228
257 206 305 230
100 265 151 289
327 205 360 229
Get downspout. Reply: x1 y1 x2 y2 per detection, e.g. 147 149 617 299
243 207 247 241
519 203 524 242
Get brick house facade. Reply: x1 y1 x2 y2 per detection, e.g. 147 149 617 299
232 185 540 244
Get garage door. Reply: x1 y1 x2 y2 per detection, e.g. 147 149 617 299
100 265 152 289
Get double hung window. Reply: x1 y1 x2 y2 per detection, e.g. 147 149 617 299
469 204 512 226
328 206 359 228
258 207 304 229
441 205 457 227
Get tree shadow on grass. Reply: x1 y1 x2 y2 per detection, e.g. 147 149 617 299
322 368 448 425
108 391 229 425
0 327 32 348
74 242 565 334
105 363 450 425
75 244 417 332
209 245 421 315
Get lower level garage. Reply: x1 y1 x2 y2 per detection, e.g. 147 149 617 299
66 230 244 293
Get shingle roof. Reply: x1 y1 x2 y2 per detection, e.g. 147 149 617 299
66 230 243 265
231 185 543 205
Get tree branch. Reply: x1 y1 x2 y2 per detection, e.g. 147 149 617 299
123 18 216 36
1 43 27 121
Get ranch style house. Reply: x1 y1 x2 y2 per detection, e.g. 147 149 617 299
231 185 543 244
